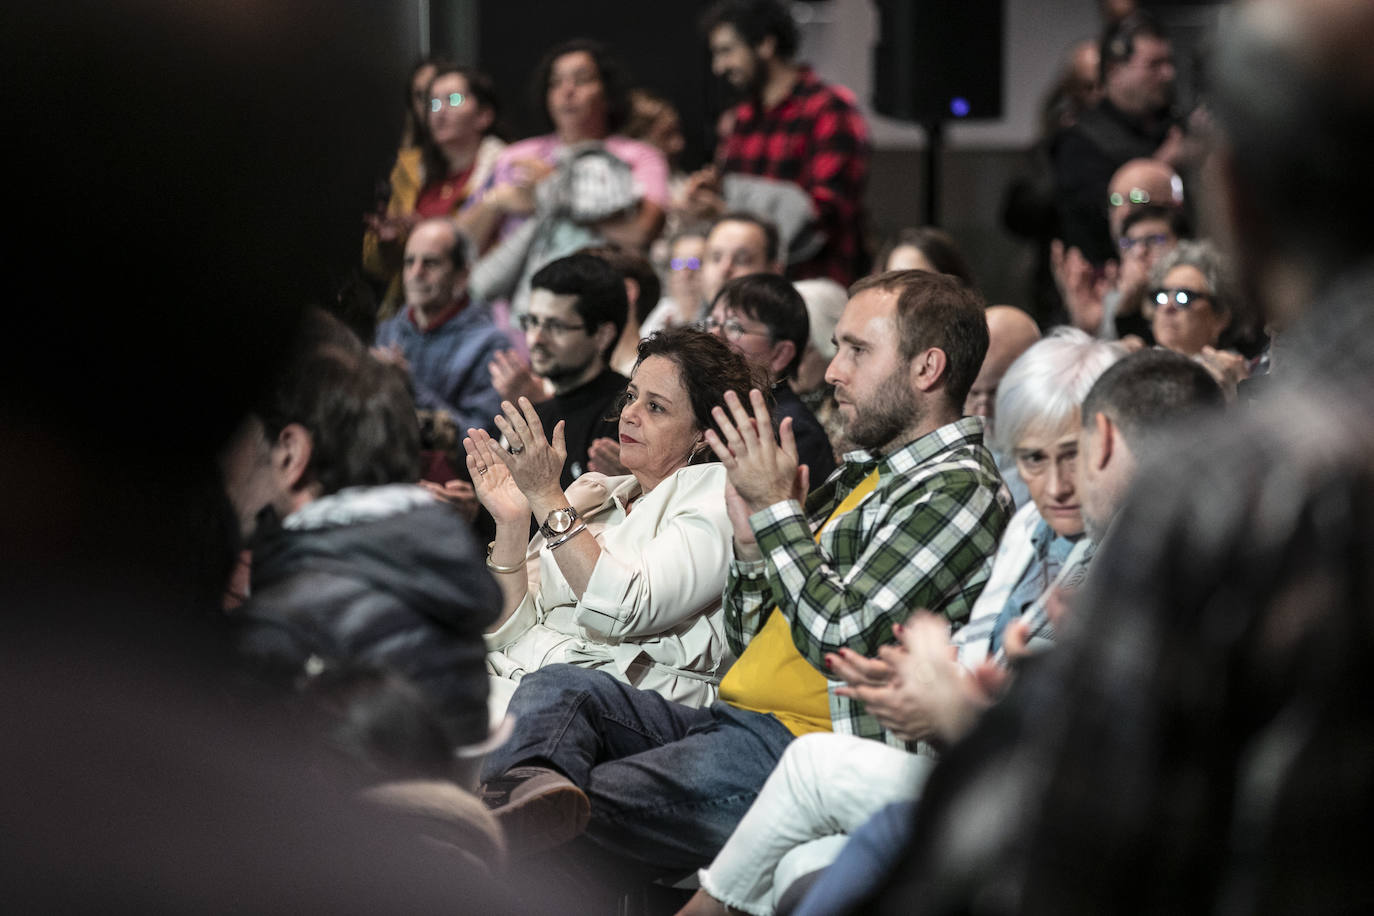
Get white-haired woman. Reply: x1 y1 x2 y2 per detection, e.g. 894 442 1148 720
952 326 1126 665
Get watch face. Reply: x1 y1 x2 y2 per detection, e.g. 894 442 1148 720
547 508 574 534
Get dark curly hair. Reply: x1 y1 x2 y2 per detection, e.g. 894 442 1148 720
628 326 772 462
701 0 800 60
531 39 631 136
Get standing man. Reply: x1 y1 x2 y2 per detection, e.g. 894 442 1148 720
521 253 630 488
706 273 837 483
694 0 871 285
1053 11 1178 266
374 217 508 435
476 270 1009 884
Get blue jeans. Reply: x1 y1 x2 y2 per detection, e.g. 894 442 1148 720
791 800 917 916
481 664 797 872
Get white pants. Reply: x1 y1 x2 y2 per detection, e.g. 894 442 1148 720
697 733 934 915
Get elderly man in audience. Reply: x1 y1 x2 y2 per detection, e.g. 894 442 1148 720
227 320 500 748
676 328 1124 916
373 217 507 435
1106 156 1185 241
707 273 837 483
1055 157 1189 340
1053 11 1179 266
475 270 1009 895
964 305 1042 508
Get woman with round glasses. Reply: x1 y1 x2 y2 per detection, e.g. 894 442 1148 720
363 64 506 317
465 328 767 714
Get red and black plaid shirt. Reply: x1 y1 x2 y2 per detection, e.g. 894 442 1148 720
716 66 871 286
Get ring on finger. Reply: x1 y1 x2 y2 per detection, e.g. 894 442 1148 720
508 444 525 456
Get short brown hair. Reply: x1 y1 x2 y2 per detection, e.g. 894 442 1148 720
848 269 989 410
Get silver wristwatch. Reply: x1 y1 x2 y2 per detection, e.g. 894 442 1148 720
539 506 580 540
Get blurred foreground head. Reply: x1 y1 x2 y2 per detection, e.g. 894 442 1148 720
1209 0 1374 331
3 0 407 595
1 3 524 910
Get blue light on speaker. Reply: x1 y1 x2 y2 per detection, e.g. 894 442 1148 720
950 97 971 118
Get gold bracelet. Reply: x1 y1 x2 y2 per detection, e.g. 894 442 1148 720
546 523 587 550
485 541 526 574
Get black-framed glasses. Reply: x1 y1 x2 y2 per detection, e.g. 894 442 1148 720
704 316 771 343
1118 232 1173 254
1152 287 1212 310
518 314 588 335
430 92 467 112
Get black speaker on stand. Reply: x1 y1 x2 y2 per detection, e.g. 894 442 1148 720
872 0 1005 226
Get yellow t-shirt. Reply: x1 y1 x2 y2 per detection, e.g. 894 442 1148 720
719 469 881 736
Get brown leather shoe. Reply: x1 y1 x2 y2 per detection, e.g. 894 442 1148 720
479 765 590 858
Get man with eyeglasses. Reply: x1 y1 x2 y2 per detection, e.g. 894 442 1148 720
1057 166 1188 340
706 273 837 484
374 217 507 436
1106 157 1184 241
523 253 630 488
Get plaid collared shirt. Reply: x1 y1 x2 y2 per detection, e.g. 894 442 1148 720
724 416 1012 748
716 66 870 285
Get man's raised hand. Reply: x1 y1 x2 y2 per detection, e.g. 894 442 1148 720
705 389 801 514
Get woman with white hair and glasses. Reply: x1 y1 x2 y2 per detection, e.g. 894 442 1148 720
952 327 1126 664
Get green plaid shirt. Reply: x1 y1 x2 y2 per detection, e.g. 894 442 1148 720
723 416 1012 748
